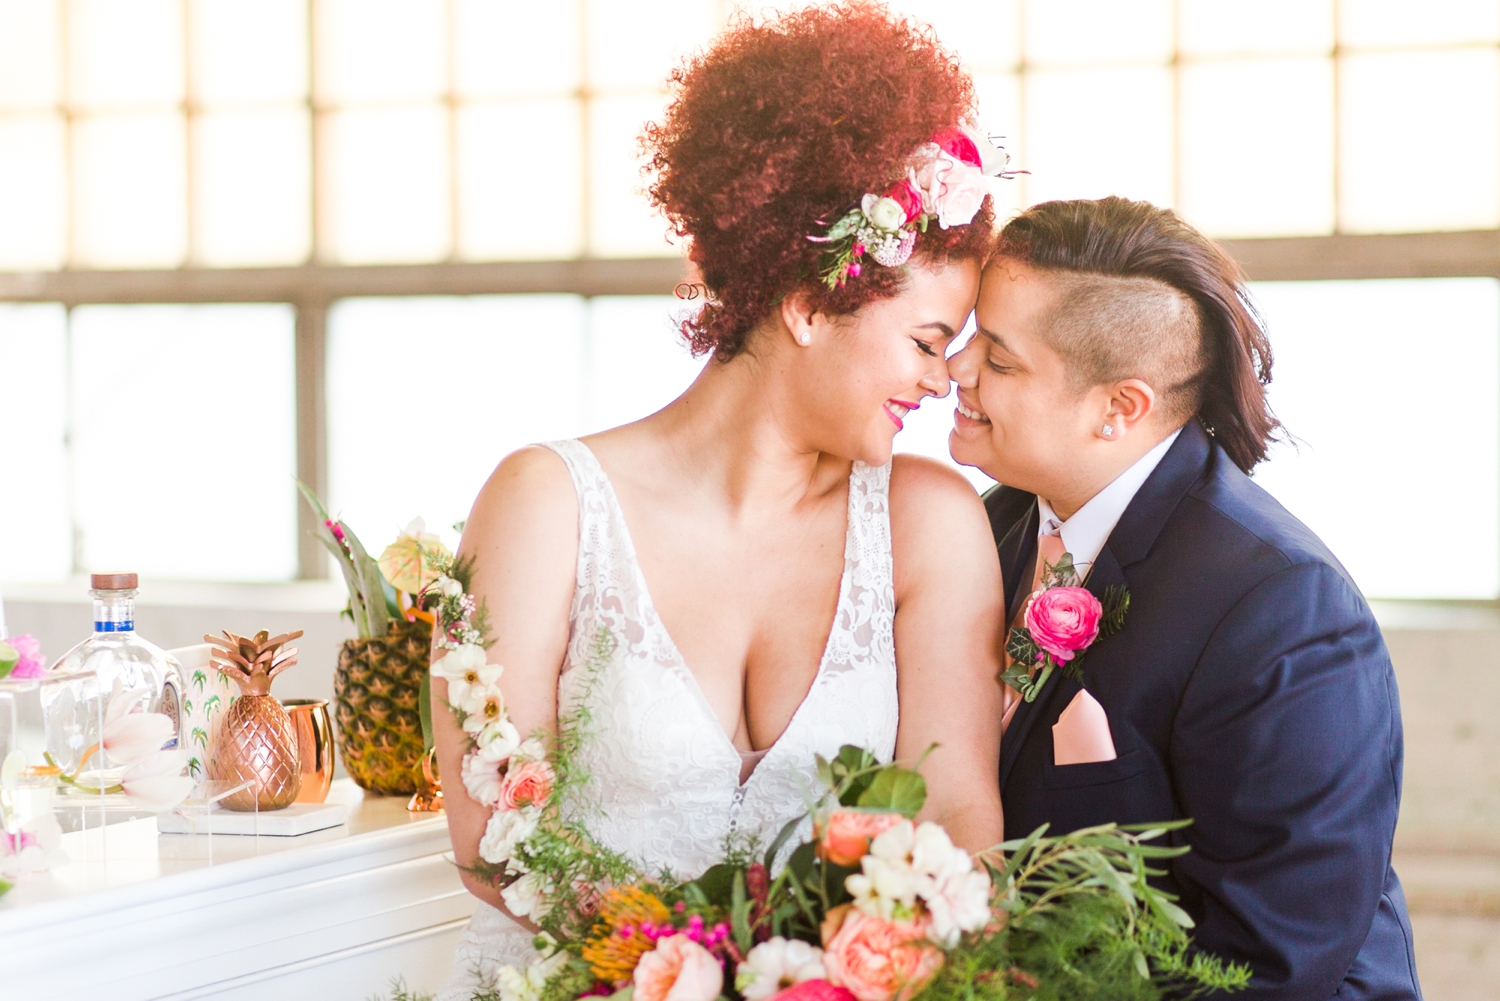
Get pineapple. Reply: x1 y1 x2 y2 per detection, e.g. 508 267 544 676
205 629 305 811
333 616 430 795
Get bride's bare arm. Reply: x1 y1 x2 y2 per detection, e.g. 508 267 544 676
432 446 579 912
889 455 1005 854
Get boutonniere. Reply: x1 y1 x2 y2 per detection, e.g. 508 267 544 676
999 553 1130 703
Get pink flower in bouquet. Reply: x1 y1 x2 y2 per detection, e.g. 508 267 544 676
773 980 860 1001
8 635 45 679
633 933 724 1001
1023 586 1102 664
821 906 944 1001
817 810 904 868
500 759 555 810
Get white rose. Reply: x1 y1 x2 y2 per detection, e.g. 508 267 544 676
478 805 539 865
736 937 827 1001
501 870 553 919
461 751 505 807
930 155 988 230
440 576 464 598
863 195 907 232
918 867 993 947
474 718 523 762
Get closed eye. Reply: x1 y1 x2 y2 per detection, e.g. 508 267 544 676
912 338 938 357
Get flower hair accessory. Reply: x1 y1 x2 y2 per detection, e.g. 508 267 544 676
811 126 1015 289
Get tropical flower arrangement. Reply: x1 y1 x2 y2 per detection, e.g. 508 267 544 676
394 570 1248 1001
811 126 1014 289
999 554 1130 705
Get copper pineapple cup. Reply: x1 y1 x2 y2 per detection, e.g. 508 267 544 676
280 698 335 804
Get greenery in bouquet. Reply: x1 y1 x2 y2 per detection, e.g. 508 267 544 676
402 570 1249 1001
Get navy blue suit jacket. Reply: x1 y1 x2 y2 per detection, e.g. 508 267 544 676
985 422 1421 1000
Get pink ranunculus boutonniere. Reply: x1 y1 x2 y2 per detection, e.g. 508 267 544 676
1000 552 1130 703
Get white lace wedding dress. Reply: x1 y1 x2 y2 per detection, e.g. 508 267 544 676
437 439 899 999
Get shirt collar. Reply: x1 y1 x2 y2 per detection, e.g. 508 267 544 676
1037 428 1182 577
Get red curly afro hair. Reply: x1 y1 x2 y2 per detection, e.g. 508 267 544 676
644 2 996 361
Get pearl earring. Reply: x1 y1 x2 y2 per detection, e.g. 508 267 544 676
798 332 811 345
1101 424 1115 437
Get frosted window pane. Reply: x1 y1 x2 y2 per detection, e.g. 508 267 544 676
1178 0 1333 57
1023 0 1172 67
1339 48 1500 233
1023 66 1173 207
315 0 446 105
71 111 188 268
1251 278 1500 600
588 93 674 257
890 0 1020 71
321 106 451 264
0 114 67 270
327 295 588 545
456 99 585 260
454 0 581 98
1178 58 1335 238
70 304 297 581
584 0 718 92
972 73 1024 223
192 108 311 267
586 297 704 431
0 305 70 583
68 0 183 110
191 0 308 106
0 0 62 110
1339 0 1500 48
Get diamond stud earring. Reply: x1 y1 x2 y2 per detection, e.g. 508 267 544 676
1102 424 1115 437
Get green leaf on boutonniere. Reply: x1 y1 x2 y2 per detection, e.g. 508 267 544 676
1040 552 1082 589
1100 585 1131 638
1005 626 1040 671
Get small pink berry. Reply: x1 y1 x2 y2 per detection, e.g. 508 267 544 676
848 263 862 278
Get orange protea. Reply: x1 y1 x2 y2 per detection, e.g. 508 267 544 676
582 887 674 982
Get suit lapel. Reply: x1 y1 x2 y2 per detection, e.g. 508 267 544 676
998 501 1038 624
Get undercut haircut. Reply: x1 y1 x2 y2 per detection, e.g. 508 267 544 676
996 197 1280 473
1038 271 1209 427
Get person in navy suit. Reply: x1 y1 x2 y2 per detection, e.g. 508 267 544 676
947 197 1421 1000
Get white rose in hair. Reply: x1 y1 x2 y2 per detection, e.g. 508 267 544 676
862 194 908 232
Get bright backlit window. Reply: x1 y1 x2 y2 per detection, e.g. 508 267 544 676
1251 279 1500 600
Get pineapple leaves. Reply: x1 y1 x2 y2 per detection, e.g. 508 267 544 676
297 479 389 640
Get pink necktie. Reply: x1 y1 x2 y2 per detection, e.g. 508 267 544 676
1002 526 1069 729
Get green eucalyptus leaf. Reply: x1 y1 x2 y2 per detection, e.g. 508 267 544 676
857 767 927 818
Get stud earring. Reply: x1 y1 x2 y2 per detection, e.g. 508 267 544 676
1101 424 1115 437
798 332 811 345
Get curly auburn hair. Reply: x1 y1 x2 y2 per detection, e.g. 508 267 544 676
644 2 995 361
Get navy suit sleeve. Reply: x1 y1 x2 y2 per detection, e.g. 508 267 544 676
1171 561 1402 1000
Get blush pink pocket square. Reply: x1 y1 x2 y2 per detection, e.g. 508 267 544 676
1052 689 1117 765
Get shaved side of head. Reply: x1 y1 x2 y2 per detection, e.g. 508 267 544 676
1029 269 1209 425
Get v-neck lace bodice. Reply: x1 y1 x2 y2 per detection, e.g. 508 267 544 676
547 438 899 876
438 440 898 997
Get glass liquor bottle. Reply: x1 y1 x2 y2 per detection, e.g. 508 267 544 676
49 573 185 780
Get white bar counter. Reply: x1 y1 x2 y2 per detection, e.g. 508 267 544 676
0 781 476 1000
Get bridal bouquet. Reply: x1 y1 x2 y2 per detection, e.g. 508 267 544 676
407 563 1249 1001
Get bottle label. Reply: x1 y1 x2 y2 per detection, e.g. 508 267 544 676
94 619 135 632
159 682 181 750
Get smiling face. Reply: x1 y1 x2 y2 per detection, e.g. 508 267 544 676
786 257 981 465
948 261 1121 504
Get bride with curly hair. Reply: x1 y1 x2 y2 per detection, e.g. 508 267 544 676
433 5 1008 995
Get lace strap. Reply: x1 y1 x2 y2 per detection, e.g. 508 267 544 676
845 460 894 592
536 439 614 590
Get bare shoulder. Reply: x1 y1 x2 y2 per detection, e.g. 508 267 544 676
889 454 990 536
461 445 578 562
888 454 998 592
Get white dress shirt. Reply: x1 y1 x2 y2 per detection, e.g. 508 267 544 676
1036 428 1182 579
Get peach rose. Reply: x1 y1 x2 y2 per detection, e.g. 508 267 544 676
821 906 944 1001
633 934 724 1001
817 810 905 868
499 759 554 809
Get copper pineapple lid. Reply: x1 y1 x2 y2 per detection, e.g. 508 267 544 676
90 572 138 590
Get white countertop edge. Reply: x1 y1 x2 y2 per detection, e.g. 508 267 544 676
1 814 454 935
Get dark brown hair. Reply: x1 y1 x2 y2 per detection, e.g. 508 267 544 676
997 197 1280 473
643 2 995 362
